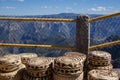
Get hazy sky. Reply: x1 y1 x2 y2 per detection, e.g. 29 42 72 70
0 0 120 15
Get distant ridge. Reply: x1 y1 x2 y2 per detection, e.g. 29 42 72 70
0 13 103 18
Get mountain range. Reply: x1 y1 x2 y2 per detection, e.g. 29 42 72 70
0 13 120 68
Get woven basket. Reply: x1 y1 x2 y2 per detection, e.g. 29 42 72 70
26 67 52 77
54 56 84 80
25 57 53 77
19 53 38 64
88 59 111 66
63 52 87 80
88 64 113 71
54 66 83 75
63 52 86 63
25 57 53 69
53 72 83 80
0 54 21 72
0 63 25 80
88 51 111 66
0 65 20 73
88 69 119 80
54 56 83 69
88 51 111 60
23 70 52 80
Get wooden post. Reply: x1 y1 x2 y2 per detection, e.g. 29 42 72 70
76 15 90 54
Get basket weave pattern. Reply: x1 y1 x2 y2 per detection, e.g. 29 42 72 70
88 51 119 80
53 55 85 80
0 51 119 80
0 54 25 80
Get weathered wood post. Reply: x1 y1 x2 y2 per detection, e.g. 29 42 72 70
76 14 90 54
76 15 90 80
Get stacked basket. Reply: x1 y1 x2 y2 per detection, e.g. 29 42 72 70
88 51 112 71
19 53 38 64
0 54 25 80
88 69 119 80
63 52 86 64
23 57 54 80
54 55 85 80
87 51 119 80
63 52 87 80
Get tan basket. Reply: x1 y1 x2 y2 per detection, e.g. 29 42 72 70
54 56 83 69
0 67 19 80
88 59 111 66
0 54 21 72
26 67 52 77
63 52 86 63
25 57 54 77
23 70 52 80
54 66 83 75
0 63 25 80
53 72 83 80
25 57 53 69
88 51 111 60
88 69 119 80
88 64 113 71
19 53 38 64
88 51 111 66
0 65 20 73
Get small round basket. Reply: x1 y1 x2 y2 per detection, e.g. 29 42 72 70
88 69 119 80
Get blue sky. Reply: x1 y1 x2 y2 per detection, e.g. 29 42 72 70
0 0 120 15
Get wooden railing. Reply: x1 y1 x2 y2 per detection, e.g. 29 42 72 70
0 12 120 54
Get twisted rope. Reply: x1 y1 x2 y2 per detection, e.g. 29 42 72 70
89 40 120 50
89 12 120 22
0 17 76 22
0 43 75 50
0 40 120 50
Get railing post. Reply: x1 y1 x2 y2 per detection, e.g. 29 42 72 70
76 14 90 54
